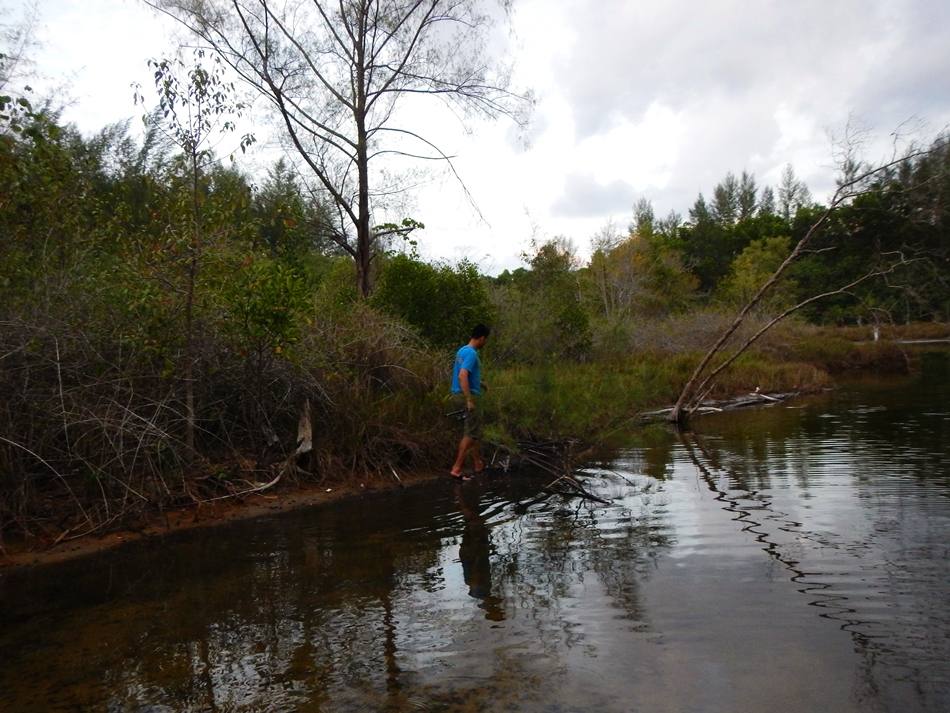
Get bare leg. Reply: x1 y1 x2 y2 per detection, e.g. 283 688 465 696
471 441 485 472
451 436 475 476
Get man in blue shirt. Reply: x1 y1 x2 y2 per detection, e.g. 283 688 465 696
450 324 490 479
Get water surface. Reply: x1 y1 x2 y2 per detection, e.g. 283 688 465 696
2 354 949 712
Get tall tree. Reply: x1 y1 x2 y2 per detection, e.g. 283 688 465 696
737 170 757 221
682 193 731 291
777 164 812 223
758 185 776 216
150 0 529 296
711 172 739 225
134 52 252 456
630 197 655 236
655 209 682 240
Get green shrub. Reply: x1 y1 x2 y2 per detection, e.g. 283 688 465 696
371 253 494 348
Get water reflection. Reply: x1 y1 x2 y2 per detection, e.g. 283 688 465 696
1 355 948 712
666 360 950 712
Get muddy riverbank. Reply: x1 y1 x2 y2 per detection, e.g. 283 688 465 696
0 469 445 570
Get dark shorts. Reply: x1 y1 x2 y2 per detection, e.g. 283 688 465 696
452 394 483 440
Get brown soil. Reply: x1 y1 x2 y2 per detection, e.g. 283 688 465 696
0 469 446 571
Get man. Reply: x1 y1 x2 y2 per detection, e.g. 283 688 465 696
450 324 490 479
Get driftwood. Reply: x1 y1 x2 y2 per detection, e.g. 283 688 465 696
640 390 797 422
486 438 612 505
199 400 314 504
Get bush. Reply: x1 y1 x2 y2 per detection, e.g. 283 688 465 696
371 254 494 348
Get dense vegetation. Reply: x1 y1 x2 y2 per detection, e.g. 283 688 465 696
1 70 948 544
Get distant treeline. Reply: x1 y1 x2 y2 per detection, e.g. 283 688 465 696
488 145 949 362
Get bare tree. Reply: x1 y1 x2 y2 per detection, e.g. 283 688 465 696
668 134 943 426
0 0 39 92
147 0 530 296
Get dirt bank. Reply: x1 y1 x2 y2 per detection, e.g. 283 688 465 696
0 469 446 571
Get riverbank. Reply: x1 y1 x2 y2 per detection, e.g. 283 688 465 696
0 467 447 569
5 356 947 713
3 325 945 570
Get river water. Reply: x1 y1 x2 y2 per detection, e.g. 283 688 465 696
2 353 949 712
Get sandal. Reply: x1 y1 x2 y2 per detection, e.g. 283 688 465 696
450 471 473 481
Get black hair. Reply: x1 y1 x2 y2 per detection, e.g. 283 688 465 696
471 324 491 339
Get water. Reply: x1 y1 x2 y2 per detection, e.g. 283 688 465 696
2 354 949 712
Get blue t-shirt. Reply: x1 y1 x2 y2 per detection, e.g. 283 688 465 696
451 345 481 395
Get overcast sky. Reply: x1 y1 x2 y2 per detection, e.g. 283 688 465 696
6 0 950 272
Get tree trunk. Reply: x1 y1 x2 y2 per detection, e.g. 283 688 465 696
184 148 199 457
355 10 372 299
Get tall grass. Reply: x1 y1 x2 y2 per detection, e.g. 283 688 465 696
481 313 918 444
483 353 834 444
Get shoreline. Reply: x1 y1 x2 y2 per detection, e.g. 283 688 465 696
0 388 819 572
0 469 445 571
4 343 943 572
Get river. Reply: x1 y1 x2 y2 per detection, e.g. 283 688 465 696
2 353 948 712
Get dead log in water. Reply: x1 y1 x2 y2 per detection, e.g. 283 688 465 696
639 391 799 423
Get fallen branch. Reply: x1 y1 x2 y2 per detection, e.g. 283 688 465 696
543 474 612 505
640 391 797 422
669 135 943 425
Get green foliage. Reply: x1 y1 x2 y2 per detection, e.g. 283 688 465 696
490 238 592 363
315 258 360 316
217 255 310 355
371 253 493 348
679 194 738 290
585 231 697 320
133 51 254 160
484 362 678 441
254 158 332 260
719 235 796 310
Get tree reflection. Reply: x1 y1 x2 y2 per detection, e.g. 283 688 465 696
6 366 948 713
677 426 949 711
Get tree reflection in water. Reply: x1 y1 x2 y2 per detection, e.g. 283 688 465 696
2 360 948 711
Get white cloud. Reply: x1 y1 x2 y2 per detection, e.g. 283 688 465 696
12 0 950 273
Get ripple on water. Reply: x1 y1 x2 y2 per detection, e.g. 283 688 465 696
3 377 950 712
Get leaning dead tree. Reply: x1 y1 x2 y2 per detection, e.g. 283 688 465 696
148 0 530 296
669 135 945 426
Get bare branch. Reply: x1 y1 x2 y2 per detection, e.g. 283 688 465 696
686 254 919 415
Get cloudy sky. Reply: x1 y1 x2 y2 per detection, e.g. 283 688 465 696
7 0 950 272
